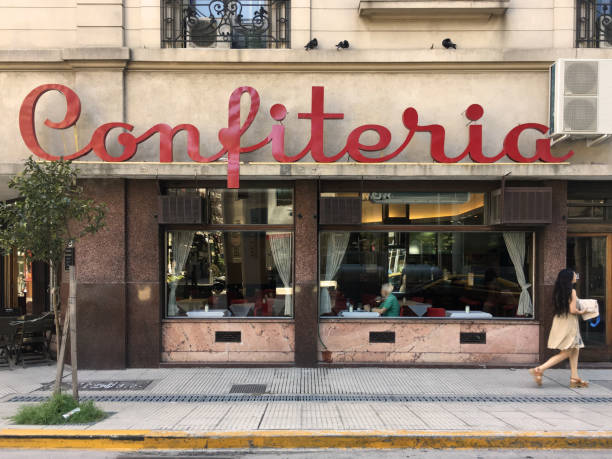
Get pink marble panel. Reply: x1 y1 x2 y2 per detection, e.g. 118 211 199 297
460 323 539 355
319 321 539 365
162 351 294 363
162 322 294 362
321 351 538 365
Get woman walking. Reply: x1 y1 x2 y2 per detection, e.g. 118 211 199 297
529 269 589 388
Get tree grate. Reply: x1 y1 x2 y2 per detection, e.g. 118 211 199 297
8 394 612 404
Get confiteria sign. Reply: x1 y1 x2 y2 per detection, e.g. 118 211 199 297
19 84 574 188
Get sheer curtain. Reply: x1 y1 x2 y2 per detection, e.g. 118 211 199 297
503 232 533 316
267 232 293 316
167 230 195 316
320 232 351 314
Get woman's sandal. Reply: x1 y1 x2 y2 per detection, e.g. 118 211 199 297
528 368 543 387
570 378 589 388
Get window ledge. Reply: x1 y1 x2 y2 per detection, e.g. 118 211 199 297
320 317 538 325
359 1 510 20
163 318 294 323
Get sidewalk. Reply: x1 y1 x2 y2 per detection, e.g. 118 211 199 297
0 366 611 450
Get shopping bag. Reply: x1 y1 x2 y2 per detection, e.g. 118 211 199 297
577 298 599 321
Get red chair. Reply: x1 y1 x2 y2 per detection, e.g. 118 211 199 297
400 306 417 317
410 297 425 303
425 307 446 317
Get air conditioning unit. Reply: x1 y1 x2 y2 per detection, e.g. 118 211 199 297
549 59 612 137
186 18 230 49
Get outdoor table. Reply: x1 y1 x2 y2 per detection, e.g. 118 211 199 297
186 309 231 318
338 311 380 318
448 311 493 319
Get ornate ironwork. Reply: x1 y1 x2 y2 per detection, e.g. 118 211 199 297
161 0 290 49
576 1 612 48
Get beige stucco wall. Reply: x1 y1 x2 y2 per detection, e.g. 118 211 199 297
0 1 576 50
0 1 610 196
2 47 612 189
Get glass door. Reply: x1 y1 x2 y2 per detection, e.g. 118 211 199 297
567 235 610 349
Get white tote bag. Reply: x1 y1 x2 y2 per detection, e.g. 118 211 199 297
577 299 600 321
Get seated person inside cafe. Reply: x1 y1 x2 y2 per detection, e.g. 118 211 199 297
365 283 400 317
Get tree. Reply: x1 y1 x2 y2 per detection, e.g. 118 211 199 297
0 157 105 397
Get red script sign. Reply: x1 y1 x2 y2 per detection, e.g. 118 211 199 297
19 84 573 188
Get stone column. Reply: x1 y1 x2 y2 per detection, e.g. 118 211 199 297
75 178 127 369
126 179 160 367
294 180 319 366
536 180 567 362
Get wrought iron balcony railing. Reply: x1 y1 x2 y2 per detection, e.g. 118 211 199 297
576 0 612 48
161 0 290 49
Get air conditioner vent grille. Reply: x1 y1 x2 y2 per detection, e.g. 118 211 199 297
564 61 598 95
563 97 598 132
158 196 203 224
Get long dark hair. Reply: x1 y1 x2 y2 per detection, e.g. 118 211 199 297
553 269 575 316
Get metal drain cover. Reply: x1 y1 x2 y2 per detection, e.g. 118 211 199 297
9 394 612 404
37 380 153 392
229 384 267 394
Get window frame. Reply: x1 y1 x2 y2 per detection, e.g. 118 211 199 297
317 229 536 321
318 181 537 321
161 182 295 320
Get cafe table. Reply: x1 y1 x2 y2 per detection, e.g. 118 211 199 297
338 311 380 318
186 309 231 318
447 311 493 319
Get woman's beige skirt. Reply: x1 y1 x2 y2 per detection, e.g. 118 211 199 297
547 313 584 350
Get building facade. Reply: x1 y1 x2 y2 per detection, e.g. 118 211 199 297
1 1 611 368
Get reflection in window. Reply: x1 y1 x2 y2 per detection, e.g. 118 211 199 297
363 192 485 225
319 231 533 319
166 231 292 318
167 187 293 225
568 199 612 222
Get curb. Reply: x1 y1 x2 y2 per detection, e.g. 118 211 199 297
1 429 612 450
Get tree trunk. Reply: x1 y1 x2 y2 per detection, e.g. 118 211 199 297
54 307 70 395
68 264 78 401
50 261 64 395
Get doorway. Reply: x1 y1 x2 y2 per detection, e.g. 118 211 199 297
567 235 612 358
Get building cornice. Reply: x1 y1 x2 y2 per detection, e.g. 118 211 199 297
1 47 612 72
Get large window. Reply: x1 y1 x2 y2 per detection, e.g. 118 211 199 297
161 1 290 49
164 187 293 318
319 230 534 319
576 1 612 48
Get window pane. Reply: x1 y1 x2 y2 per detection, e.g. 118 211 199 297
166 230 293 318
362 192 485 225
319 231 533 319
165 187 294 225
208 188 293 225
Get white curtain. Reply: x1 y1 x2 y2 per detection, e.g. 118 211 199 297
320 232 351 314
168 230 195 316
268 232 293 316
503 232 533 316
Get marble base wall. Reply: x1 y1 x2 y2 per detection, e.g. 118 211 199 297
319 321 539 365
162 321 295 363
